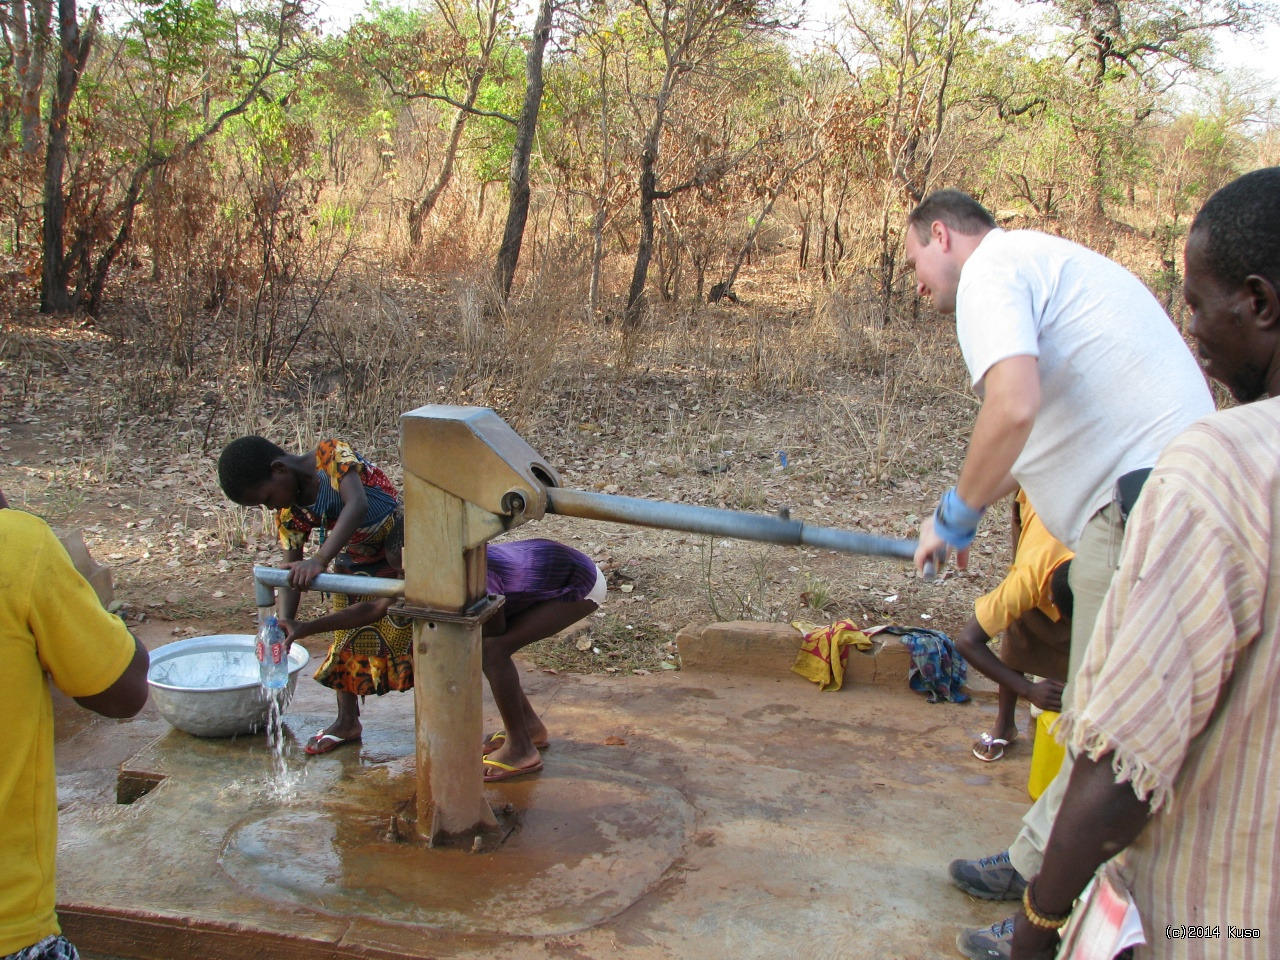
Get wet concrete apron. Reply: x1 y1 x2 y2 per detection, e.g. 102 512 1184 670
55 626 1028 960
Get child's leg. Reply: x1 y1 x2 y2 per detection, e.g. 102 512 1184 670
993 681 1019 742
482 598 596 769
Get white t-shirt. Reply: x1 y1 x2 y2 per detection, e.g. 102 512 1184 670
956 228 1214 547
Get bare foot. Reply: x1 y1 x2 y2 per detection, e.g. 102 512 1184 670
483 728 550 755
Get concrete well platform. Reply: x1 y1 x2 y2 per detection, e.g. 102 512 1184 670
54 621 1030 960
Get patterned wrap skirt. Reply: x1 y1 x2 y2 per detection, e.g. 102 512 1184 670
313 567 414 697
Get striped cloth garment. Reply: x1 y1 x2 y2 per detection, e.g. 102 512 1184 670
1059 397 1280 959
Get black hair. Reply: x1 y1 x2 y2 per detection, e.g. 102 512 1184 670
907 189 997 243
1190 167 1280 291
217 435 287 503
1049 559 1073 622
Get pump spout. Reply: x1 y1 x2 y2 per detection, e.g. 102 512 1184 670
254 575 276 609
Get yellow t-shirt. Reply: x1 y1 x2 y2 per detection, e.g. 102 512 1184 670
0 510 136 954
973 492 1074 637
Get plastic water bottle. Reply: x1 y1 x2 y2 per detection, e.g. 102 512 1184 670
256 615 289 691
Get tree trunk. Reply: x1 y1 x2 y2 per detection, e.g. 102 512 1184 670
588 199 606 315
624 45 683 330
876 185 895 320
408 65 485 246
40 0 94 313
493 0 551 299
84 166 149 316
624 152 657 327
1 0 53 156
588 51 610 316
1086 137 1107 223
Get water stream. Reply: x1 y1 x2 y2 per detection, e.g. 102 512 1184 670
257 604 305 799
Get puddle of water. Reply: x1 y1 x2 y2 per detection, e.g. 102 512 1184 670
220 758 695 936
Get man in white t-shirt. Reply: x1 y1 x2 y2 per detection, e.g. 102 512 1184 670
902 190 1214 960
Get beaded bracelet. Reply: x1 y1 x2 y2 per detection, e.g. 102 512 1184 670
1022 877 1073 931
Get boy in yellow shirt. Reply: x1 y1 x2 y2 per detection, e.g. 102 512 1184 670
0 489 149 960
955 490 1073 763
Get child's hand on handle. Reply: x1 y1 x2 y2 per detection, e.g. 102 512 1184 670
286 556 327 590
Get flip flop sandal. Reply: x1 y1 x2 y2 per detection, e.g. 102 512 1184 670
483 730 551 755
973 733 1012 762
482 756 544 782
305 730 361 756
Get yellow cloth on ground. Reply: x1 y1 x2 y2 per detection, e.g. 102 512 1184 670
790 619 873 691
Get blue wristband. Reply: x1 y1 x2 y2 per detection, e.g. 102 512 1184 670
933 487 985 549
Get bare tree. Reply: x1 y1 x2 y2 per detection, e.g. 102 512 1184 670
40 0 96 313
350 0 507 245
838 0 986 310
493 0 553 299
41 0 309 314
620 0 790 328
0 0 53 155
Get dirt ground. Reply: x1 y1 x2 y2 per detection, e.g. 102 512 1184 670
0 294 1011 674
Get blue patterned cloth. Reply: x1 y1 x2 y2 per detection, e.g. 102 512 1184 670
885 627 970 703
4 936 80 960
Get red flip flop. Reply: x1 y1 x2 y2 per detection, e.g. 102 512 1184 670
305 731 361 755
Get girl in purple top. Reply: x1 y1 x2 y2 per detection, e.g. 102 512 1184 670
282 532 605 782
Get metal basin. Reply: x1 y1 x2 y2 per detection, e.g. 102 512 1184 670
147 634 310 738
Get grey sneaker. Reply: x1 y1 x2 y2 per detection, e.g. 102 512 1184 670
956 916 1014 960
948 850 1027 900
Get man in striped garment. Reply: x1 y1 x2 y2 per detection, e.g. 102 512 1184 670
1010 168 1280 959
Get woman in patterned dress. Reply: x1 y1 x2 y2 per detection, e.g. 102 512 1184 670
217 435 407 754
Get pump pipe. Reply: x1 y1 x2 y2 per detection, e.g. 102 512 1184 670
543 487 916 560
252 489 915 611
253 565 405 607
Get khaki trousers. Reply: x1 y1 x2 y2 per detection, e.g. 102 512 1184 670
1008 502 1125 879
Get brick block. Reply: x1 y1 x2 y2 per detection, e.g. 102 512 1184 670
677 620 913 688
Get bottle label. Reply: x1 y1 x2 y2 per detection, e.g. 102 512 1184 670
271 641 285 665
256 639 267 663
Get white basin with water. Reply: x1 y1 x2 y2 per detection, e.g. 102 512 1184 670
147 634 310 738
